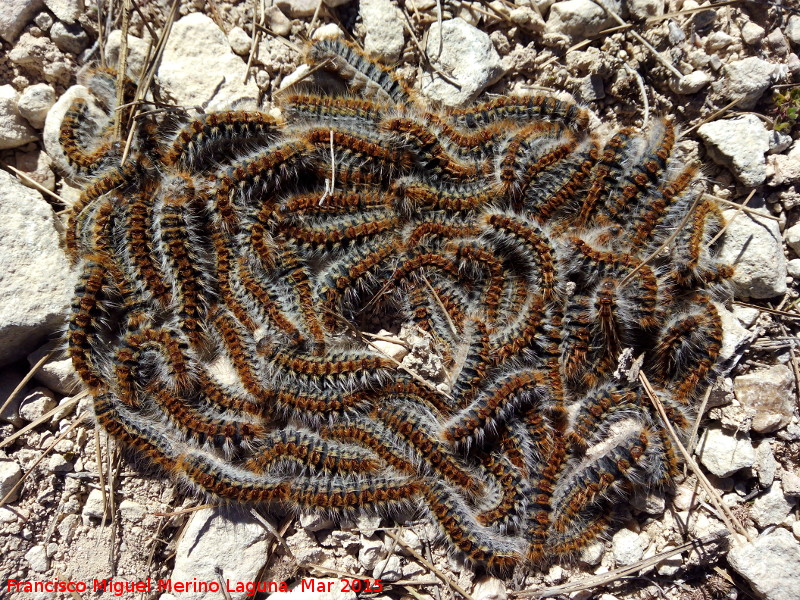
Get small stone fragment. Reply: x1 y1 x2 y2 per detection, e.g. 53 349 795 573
373 554 402 582
786 221 800 255
158 13 260 112
358 537 386 570
473 576 507 600
721 57 782 109
19 387 57 422
670 71 710 95
753 440 777 487
545 0 616 42
717 208 787 299
698 115 771 187
227 26 252 56
15 149 56 192
0 0 44 42
267 6 292 37
81 488 105 523
611 528 644 566
509 7 546 34
741 21 765 46
697 424 755 478
27 343 81 395
734 364 795 433
299 512 335 532
44 0 80 24
728 528 800 600
275 0 319 18
17 83 55 128
782 472 800 497
787 16 800 47
0 457 23 503
751 482 796 528
419 18 504 106
0 85 38 150
627 0 664 20
0 169 76 366
104 30 150 79
767 141 800 186
360 0 404 63
50 21 89 54
170 507 272 600
25 544 50 573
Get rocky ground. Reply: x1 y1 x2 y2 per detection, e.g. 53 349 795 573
1 0 800 599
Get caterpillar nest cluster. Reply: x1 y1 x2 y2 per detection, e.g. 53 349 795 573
61 38 731 571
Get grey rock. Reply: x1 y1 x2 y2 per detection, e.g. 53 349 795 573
728 528 800 600
788 258 800 278
34 12 53 31
361 0 404 63
714 302 754 367
696 424 755 477
299 512 335 532
769 130 793 154
8 33 72 86
627 0 664 20
50 21 89 54
782 471 800 497
706 30 735 53
698 115 770 186
48 453 72 473
741 21 765 46
751 482 796 528
266 6 292 37
0 0 44 42
787 16 800 47
170 507 272 600
286 527 325 564
275 0 319 17
734 364 795 433
14 149 55 191
611 528 644 566
473 577 507 600
0 457 23 503
27 343 81 395
576 74 604 102
19 387 56 422
656 546 682 576
753 440 777 487
81 488 105 523
765 29 790 56
373 554 402 582
786 222 800 255
580 540 605 565
17 83 55 129
767 141 800 186
670 71 711 95
25 544 50 573
358 537 386 570
717 208 787 299
631 489 666 515
355 514 381 537
44 0 80 24
158 13 260 113
545 0 617 42
0 169 76 367
509 6 546 34
104 30 150 79
227 26 252 56
0 85 38 150
419 18 504 106
721 57 782 110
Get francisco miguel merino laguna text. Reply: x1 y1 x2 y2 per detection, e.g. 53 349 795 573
7 576 384 596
